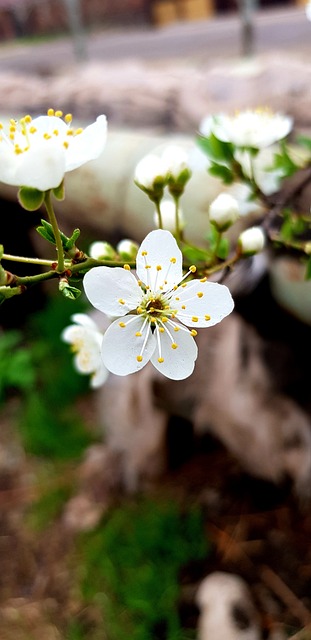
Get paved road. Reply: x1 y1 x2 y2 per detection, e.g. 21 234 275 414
0 6 310 73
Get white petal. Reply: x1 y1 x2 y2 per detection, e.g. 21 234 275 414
173 280 234 327
18 141 66 190
136 229 182 291
101 315 156 376
83 266 142 316
65 115 107 171
151 324 198 380
90 363 109 388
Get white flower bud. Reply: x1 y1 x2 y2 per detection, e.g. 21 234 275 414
89 241 115 260
153 199 184 232
134 154 167 191
209 193 240 231
238 226 265 256
117 238 139 259
161 145 190 180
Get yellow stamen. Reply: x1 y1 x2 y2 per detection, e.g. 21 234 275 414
171 343 178 349
182 305 186 309
136 355 143 362
63 141 69 149
119 322 126 328
118 299 125 305
65 113 72 123
159 327 165 333
192 316 199 322
158 357 164 363
170 257 176 263
197 292 204 298
29 127 37 134
53 129 59 136
156 265 162 271
47 108 55 116
135 332 142 337
123 264 130 270
190 329 197 337
55 110 63 117
24 115 32 123
75 127 83 135
43 133 51 140
205 315 211 321
200 277 207 283
174 326 180 332
189 265 196 273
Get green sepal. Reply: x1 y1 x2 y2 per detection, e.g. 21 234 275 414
59 280 81 300
52 180 65 201
18 187 45 211
65 228 80 251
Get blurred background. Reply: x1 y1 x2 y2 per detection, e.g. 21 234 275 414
1 2 311 640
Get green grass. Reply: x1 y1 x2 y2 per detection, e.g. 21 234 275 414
71 498 209 640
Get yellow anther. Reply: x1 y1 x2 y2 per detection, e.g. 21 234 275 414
149 307 155 313
136 355 143 362
14 146 22 155
53 129 59 136
164 280 168 284
75 127 83 135
24 115 32 123
66 129 73 136
137 307 143 314
159 327 165 333
55 110 63 117
200 277 207 282
141 250 148 256
170 257 176 263
10 119 16 125
192 316 199 323
135 331 142 337
29 126 37 134
161 317 168 323
182 283 187 288
158 357 164 363
123 264 131 270
9 133 15 140
189 265 196 273
47 108 55 116
190 329 197 337
65 113 72 123
118 299 125 305
175 297 180 301
119 322 126 328
171 343 178 350
205 314 211 321
182 305 186 309
0 123 3 130
174 326 180 332
156 265 162 271
43 133 51 140
63 141 69 149
9 125 16 133
145 265 151 269
197 292 204 298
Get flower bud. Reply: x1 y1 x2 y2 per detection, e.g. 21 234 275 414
134 154 167 193
209 193 240 231
238 226 265 256
117 239 139 260
162 145 191 193
89 241 115 260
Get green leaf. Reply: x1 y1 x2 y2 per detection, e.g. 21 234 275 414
64 228 80 251
18 187 45 211
305 257 311 280
197 134 234 163
273 141 298 178
36 219 56 244
208 163 234 184
59 281 81 300
296 134 311 151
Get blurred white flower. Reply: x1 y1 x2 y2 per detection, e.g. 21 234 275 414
202 109 292 149
134 153 167 191
89 241 115 260
61 313 108 388
239 226 265 255
209 193 240 231
161 144 191 182
117 239 139 260
0 109 107 191
235 146 285 195
83 229 234 380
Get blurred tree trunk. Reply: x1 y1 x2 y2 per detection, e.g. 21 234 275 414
63 0 87 61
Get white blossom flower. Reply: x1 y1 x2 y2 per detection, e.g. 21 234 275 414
207 109 293 149
0 109 107 191
83 229 234 380
153 199 185 232
238 226 265 255
61 313 108 388
209 193 240 231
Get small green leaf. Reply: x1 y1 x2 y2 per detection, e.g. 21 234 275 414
197 134 234 163
36 219 56 244
64 228 80 251
296 134 311 151
208 163 234 184
18 187 45 211
59 281 81 300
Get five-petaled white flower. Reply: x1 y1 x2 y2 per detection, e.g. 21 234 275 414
61 313 108 388
83 229 234 380
0 109 107 191
201 109 293 149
